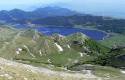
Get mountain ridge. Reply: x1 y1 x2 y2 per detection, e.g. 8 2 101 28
0 6 79 22
0 25 125 80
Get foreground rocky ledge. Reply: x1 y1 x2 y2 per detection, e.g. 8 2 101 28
0 57 101 80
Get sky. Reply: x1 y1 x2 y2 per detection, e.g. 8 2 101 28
0 0 125 18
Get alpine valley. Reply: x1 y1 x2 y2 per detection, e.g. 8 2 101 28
0 6 125 80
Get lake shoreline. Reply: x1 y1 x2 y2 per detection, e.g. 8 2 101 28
12 24 108 40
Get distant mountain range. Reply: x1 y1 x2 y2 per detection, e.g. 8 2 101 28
0 6 125 35
0 7 80 22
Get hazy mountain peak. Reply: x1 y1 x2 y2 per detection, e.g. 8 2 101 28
10 8 25 12
0 6 80 22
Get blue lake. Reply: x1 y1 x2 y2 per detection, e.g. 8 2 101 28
13 25 107 40
36 27 107 40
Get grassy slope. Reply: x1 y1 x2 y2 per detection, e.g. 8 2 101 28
0 26 109 68
0 27 87 68
1 25 125 80
100 34 125 48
